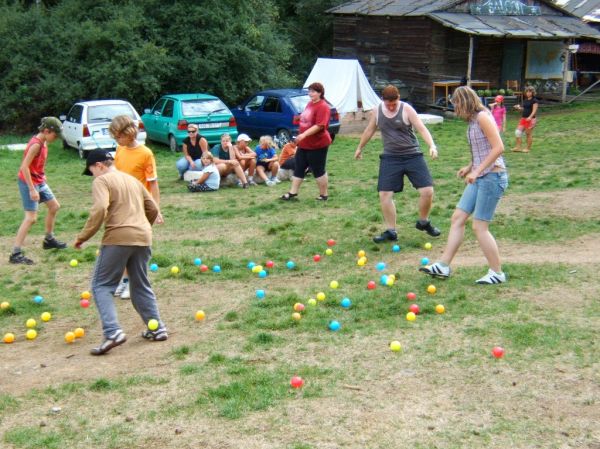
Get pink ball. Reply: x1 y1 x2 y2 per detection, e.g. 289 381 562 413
409 303 420 315
200 264 209 272
313 254 321 262
80 299 90 308
492 346 505 358
406 292 417 301
327 239 336 247
367 281 376 290
265 260 274 268
290 376 304 388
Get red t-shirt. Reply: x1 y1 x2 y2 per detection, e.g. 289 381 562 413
18 136 47 185
298 99 331 149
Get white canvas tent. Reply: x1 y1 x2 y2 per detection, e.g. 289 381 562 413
303 58 381 114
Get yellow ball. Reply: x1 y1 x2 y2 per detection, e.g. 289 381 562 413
26 329 37 340
64 331 76 343
252 265 263 273
26 318 37 329
307 298 317 306
170 266 180 275
95 249 100 257
74 328 85 338
435 304 446 314
195 310 206 321
316 292 326 301
148 319 159 330
81 291 91 300
386 278 394 286
0 301 9 310
424 242 432 250
41 312 51 322
390 340 402 352
330 280 339 289
69 259 78 267
3 332 15 344
406 312 417 322
427 284 437 294
357 257 366 267
292 312 302 321
388 274 396 282
325 248 333 256
357 250 366 258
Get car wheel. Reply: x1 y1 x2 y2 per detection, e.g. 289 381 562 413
169 135 178 152
78 146 89 160
276 129 292 146
62 139 70 150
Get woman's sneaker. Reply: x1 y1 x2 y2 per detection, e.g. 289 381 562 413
419 262 451 278
475 269 506 284
141 328 168 341
114 280 129 297
90 330 127 355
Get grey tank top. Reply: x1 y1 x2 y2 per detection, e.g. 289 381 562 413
377 102 421 156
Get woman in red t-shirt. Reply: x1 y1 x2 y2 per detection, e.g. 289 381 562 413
280 82 332 201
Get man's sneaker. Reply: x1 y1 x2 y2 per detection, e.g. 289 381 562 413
141 328 168 341
90 330 127 355
43 237 67 250
9 251 34 265
373 230 398 243
416 220 441 237
114 280 128 297
120 282 130 300
475 269 506 285
419 262 451 278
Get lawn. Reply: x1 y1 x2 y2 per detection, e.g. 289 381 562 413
0 102 599 449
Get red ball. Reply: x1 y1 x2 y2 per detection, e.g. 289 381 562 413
200 264 209 272
80 299 90 308
367 280 376 290
406 292 417 301
409 303 420 315
265 260 274 268
327 239 336 247
491 346 505 358
290 376 304 388
313 254 321 262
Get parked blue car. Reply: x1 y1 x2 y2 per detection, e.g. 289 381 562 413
142 93 238 152
232 89 340 145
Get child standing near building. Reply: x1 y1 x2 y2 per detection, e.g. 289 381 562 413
489 95 506 133
188 153 221 192
10 117 67 265
255 135 280 186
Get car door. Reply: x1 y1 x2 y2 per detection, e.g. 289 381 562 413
62 104 84 148
154 99 176 144
239 95 265 137
259 96 285 137
144 98 167 141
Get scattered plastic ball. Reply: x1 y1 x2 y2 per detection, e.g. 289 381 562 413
406 292 417 301
41 312 51 322
26 318 37 329
1 301 10 310
80 299 90 308
307 298 317 306
392 244 400 252
247 261 256 270
427 284 437 294
81 291 91 300
313 254 321 262
171 266 180 275
357 257 367 267
290 375 304 388
200 264 209 272
389 341 402 352
492 346 505 358
150 263 158 272
328 320 341 331
330 280 339 289
386 277 395 286
195 310 206 321
293 303 305 312
376 262 386 271
421 257 430 266
292 312 302 321
194 258 202 266
380 275 389 286
357 250 366 258
367 281 376 290
147 319 159 331
26 329 37 340
340 297 352 309
327 239 336 247
3 333 15 344
325 248 333 256
69 259 78 267
409 304 420 315
212 265 221 273
388 274 396 282
424 242 432 250
252 265 263 273
435 304 446 314
265 260 274 268
33 295 44 304
316 292 326 301
256 289 265 299
406 312 417 322
258 270 267 278
286 261 295 269
74 328 85 338
64 332 76 343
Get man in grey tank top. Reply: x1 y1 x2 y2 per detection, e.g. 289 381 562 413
355 85 441 243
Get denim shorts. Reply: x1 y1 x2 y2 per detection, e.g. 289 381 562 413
18 179 55 211
456 171 508 222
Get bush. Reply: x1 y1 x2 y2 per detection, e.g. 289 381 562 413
484 89 492 97
498 89 506 95
477 90 485 97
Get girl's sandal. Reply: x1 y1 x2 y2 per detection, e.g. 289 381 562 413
280 192 298 201
316 195 328 201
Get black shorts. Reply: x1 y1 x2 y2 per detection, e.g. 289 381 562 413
294 147 328 179
281 157 295 170
377 153 433 192
257 160 274 170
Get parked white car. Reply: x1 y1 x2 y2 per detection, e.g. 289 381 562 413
61 100 146 159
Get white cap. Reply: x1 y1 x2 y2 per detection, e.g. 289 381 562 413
236 133 251 142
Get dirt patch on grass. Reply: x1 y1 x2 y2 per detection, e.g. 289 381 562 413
497 188 600 220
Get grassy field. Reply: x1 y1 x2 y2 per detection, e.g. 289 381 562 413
0 102 599 449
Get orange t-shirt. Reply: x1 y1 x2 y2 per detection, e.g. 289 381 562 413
114 144 157 191
279 143 297 166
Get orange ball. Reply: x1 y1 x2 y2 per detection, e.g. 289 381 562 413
81 291 91 300
74 328 85 338
65 332 76 343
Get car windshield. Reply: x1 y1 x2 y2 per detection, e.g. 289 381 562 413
181 99 229 117
87 104 135 122
289 95 310 113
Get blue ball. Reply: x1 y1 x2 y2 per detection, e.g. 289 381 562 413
340 297 352 309
258 270 267 278
380 274 389 285
376 262 386 271
328 320 341 331
33 295 43 304
256 289 265 299
194 258 202 266
421 257 429 266
247 261 256 270
150 263 158 272
286 261 295 269
392 244 400 252
213 265 221 273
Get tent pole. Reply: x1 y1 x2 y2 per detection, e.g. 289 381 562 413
467 35 474 87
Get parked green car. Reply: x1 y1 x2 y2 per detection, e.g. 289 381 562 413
141 93 238 151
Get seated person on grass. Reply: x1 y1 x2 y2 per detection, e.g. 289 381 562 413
210 133 248 188
255 135 280 186
277 140 297 180
188 153 221 192
234 133 257 185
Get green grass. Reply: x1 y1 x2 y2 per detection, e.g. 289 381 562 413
1 101 599 448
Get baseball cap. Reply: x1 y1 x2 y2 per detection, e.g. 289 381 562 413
495 95 504 103
39 116 63 137
236 133 251 142
82 149 114 176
